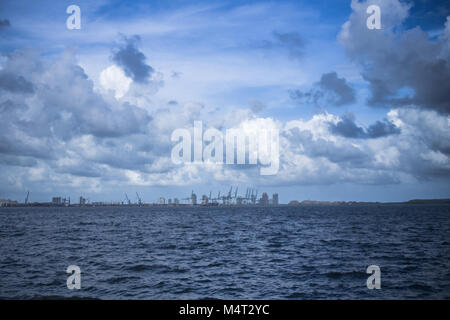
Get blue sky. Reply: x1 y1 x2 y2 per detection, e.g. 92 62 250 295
0 0 449 203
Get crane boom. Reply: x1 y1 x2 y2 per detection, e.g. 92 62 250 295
25 191 29 205
136 192 142 206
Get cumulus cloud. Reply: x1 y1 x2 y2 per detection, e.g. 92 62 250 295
111 35 154 83
0 48 152 165
156 108 445 188
278 108 450 184
329 114 400 139
338 0 450 114
290 72 355 107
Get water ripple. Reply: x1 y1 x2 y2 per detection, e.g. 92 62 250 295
0 205 449 299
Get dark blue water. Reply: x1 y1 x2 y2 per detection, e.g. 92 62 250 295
1 205 450 299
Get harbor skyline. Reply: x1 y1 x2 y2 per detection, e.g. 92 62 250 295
2 187 449 207
1 187 279 206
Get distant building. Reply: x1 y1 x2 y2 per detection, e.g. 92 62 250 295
52 197 62 205
158 197 165 205
79 196 86 205
192 193 197 205
174 198 180 205
168 198 173 205
0 199 18 207
272 193 279 205
260 192 269 206
201 194 209 205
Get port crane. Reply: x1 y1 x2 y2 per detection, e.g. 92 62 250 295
211 191 221 204
182 190 197 205
136 192 142 206
251 189 258 205
221 186 233 204
124 193 131 205
243 188 253 204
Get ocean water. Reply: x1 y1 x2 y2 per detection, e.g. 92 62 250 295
0 205 449 299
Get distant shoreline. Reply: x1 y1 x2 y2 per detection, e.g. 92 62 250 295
287 199 450 206
1 198 450 208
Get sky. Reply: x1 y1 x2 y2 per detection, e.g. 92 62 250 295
0 0 449 203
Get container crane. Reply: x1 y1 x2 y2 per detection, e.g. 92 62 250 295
136 192 142 206
124 193 131 205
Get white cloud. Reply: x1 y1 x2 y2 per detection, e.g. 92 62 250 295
99 65 132 99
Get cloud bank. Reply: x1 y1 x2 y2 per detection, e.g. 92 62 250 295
339 0 450 114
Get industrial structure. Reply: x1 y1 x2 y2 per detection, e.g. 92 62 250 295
0 187 281 207
182 187 279 206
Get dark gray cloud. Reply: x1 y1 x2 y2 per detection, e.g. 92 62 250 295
0 19 10 28
318 72 355 105
329 114 401 139
329 115 365 138
290 72 355 106
261 31 305 60
0 72 34 93
339 0 450 114
112 35 154 83
366 119 401 138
